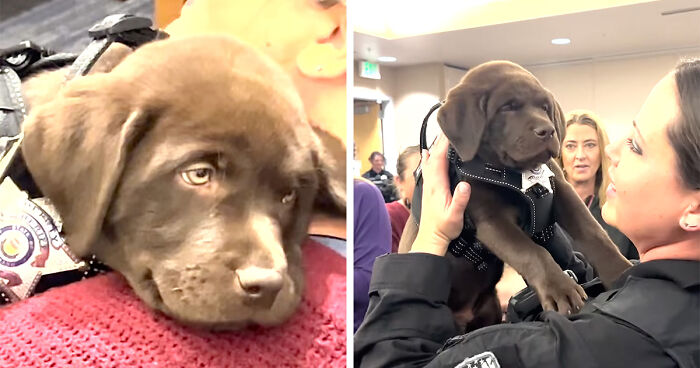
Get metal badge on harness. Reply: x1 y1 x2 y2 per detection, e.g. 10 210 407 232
0 14 166 304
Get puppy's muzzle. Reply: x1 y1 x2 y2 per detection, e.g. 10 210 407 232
533 124 555 140
234 266 284 309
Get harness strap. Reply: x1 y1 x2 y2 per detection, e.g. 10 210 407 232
65 14 166 79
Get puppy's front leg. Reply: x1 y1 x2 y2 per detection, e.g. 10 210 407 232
547 160 632 286
474 215 586 313
468 186 586 314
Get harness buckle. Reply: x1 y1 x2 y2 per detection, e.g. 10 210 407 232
87 14 163 47
0 41 51 78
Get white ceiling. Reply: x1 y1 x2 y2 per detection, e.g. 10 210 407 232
353 0 700 68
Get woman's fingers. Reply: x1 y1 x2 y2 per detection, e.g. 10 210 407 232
412 133 472 255
423 134 449 173
445 182 471 239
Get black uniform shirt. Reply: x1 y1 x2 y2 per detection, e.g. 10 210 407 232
588 195 639 260
362 169 397 203
354 253 700 368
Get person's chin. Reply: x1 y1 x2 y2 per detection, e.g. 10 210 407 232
601 201 617 226
570 172 593 184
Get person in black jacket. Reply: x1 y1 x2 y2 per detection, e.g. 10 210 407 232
559 110 638 259
362 151 398 203
354 59 700 368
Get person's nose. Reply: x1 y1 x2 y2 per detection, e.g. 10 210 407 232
574 145 586 161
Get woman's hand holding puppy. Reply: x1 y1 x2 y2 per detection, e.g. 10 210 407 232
410 134 471 256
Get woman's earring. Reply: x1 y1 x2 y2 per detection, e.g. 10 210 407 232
681 204 699 230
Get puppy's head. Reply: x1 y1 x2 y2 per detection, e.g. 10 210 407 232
438 61 565 170
22 36 344 329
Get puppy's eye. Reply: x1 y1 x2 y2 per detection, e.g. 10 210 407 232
281 190 297 205
542 104 550 113
180 162 215 186
499 101 519 112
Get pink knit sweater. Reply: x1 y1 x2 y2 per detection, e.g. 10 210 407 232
0 239 346 367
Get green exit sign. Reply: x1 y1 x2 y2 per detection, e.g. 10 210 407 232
359 61 381 80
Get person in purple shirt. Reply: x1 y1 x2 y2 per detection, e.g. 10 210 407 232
353 179 392 332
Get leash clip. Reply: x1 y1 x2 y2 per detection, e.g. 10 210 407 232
87 14 165 48
66 14 168 80
564 269 579 283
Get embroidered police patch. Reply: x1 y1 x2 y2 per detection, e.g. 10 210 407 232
454 351 501 368
0 179 84 302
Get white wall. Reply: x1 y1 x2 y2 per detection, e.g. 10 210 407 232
529 49 700 142
375 49 700 151
385 63 468 154
443 65 467 94
392 63 443 152
354 61 469 163
354 62 402 172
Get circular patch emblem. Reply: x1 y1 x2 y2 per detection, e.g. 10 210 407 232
0 225 34 267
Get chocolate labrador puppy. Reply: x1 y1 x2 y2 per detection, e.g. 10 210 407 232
20 35 345 330
400 61 631 328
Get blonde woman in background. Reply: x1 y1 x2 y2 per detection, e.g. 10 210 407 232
385 146 421 253
559 110 637 259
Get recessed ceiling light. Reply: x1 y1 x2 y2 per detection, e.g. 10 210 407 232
551 38 571 45
377 56 397 62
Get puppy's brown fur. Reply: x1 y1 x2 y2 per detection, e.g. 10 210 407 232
21 36 345 329
400 61 631 328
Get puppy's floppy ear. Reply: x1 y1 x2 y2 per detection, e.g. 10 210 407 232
22 44 134 109
22 76 153 257
548 91 566 146
437 85 488 161
310 126 346 216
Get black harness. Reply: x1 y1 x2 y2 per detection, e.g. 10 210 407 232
0 14 165 304
411 102 557 270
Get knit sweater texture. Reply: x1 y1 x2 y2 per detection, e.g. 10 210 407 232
0 238 346 367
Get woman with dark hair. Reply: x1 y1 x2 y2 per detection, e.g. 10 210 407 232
559 110 637 259
385 146 421 253
355 59 700 367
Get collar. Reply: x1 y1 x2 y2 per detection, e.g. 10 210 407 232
451 150 554 195
585 194 596 208
613 259 700 290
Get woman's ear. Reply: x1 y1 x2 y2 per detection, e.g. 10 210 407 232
680 202 700 231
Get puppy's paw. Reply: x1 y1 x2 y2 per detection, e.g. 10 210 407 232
532 271 587 315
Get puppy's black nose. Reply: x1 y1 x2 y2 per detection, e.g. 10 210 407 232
533 126 555 139
234 267 284 308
